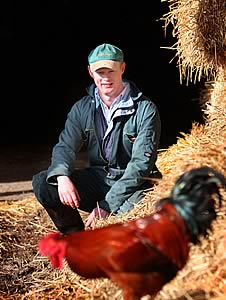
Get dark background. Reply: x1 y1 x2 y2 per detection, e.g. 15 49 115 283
1 1 205 150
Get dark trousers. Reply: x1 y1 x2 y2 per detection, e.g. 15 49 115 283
32 168 111 234
32 167 158 234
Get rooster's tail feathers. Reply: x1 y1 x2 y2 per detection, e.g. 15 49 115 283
168 167 225 244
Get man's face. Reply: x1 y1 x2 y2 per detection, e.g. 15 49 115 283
88 62 125 99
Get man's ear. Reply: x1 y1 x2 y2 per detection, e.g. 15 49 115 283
121 62 126 74
87 65 94 78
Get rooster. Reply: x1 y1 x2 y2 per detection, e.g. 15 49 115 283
38 166 226 300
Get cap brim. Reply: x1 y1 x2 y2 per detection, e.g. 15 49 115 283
89 60 120 72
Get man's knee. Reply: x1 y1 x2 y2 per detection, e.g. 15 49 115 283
32 170 61 207
32 170 49 204
32 170 47 191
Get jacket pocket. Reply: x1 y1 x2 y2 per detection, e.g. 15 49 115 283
125 132 137 144
106 167 125 180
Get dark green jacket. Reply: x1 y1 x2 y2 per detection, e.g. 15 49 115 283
47 80 161 213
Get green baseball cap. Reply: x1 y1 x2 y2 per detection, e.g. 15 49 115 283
88 43 124 72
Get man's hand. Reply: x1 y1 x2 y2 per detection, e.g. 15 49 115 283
85 206 110 229
57 175 80 208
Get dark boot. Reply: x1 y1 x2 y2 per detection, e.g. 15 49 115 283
45 203 85 234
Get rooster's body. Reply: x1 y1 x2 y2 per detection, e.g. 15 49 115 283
39 167 226 300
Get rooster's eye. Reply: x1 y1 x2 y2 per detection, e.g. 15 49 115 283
201 210 210 215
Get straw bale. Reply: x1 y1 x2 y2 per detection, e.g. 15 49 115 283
161 0 226 83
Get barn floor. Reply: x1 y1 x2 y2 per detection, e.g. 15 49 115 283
0 144 51 201
0 144 88 201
